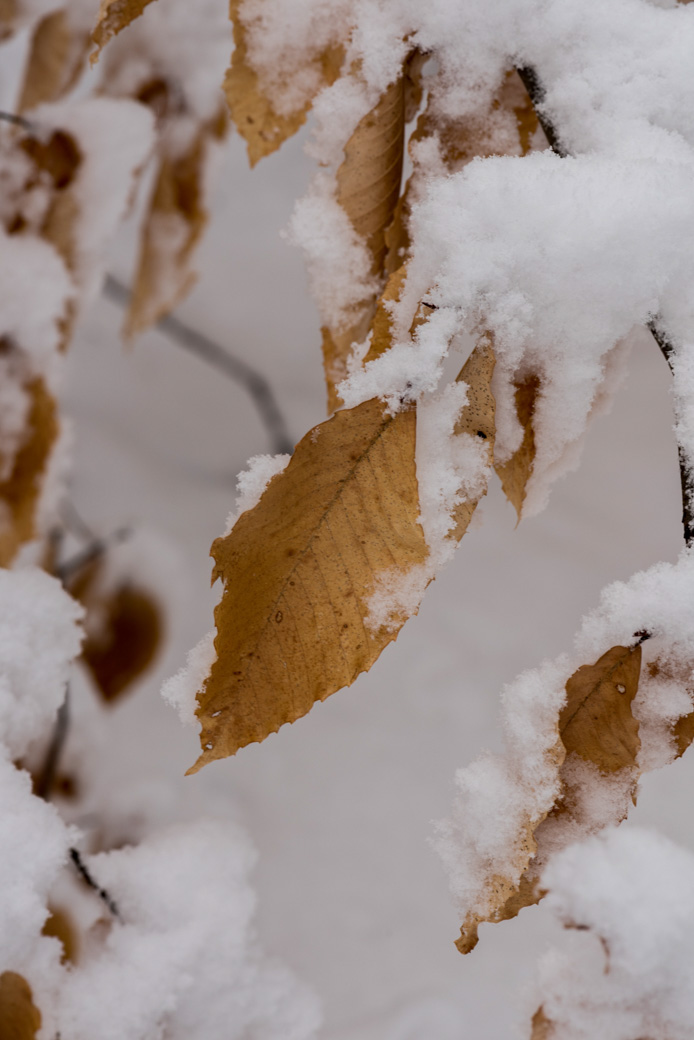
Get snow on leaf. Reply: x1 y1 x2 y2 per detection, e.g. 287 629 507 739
188 396 428 772
450 334 496 541
90 0 157 63
495 374 540 522
225 0 343 167
0 972 41 1039
455 644 642 954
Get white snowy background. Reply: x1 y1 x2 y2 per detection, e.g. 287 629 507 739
62 116 691 1038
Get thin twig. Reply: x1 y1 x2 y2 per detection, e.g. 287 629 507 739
516 65 694 548
34 688 70 800
69 847 120 917
102 275 294 456
0 110 36 132
54 525 132 585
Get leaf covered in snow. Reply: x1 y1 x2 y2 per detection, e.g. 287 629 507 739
0 972 41 1040
90 0 157 62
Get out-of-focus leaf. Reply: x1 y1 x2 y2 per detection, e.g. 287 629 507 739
0 972 41 1040
0 376 59 567
42 905 78 963
90 0 157 62
18 10 89 112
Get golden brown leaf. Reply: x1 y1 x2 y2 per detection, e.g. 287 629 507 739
225 0 343 167
451 334 496 540
495 374 540 521
18 10 89 112
0 972 41 1040
189 396 428 771
90 0 156 62
124 114 226 336
456 644 642 954
0 376 59 567
0 0 16 40
190 334 495 772
530 1008 555 1040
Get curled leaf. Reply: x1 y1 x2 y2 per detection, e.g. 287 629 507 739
0 972 41 1040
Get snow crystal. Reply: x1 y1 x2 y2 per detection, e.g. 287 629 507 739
536 827 694 1040
161 629 215 727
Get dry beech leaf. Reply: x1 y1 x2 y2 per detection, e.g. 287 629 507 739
225 0 343 167
42 905 78 964
90 0 156 63
0 376 59 567
530 1008 555 1040
18 10 89 112
646 658 694 759
125 112 227 336
190 333 495 772
189 396 427 772
0 972 41 1040
456 643 642 954
70 559 163 703
495 374 540 521
451 334 496 540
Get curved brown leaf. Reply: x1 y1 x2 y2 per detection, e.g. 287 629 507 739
0 972 41 1040
189 396 428 772
225 0 343 167
18 10 89 112
90 0 157 63
456 644 642 954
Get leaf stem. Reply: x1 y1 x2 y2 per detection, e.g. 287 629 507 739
515 65 694 547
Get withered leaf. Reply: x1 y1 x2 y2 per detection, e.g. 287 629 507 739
190 334 495 773
451 334 496 541
530 1008 555 1040
0 377 59 567
124 114 226 336
495 374 540 521
225 0 343 167
90 0 157 62
18 10 88 112
69 559 163 703
0 972 41 1040
456 644 642 954
189 396 428 772
322 74 408 410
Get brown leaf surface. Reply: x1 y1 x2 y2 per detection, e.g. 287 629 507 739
189 396 428 771
530 1008 555 1040
190 334 495 772
495 374 540 521
456 644 642 954
225 0 343 167
124 113 226 336
43 905 78 963
0 377 59 567
0 972 41 1040
90 0 156 62
18 10 89 112
451 334 497 540
322 74 408 410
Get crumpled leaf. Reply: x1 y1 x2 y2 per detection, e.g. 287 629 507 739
456 643 642 954
90 0 157 62
0 972 41 1040
0 376 59 567
495 374 540 521
18 10 90 112
190 332 495 772
225 0 343 167
124 110 226 336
